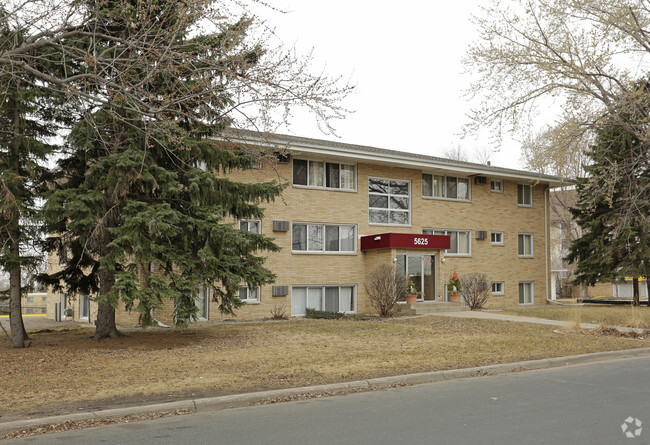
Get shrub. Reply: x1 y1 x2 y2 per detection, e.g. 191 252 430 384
460 273 490 310
365 264 406 317
305 308 344 319
269 304 288 320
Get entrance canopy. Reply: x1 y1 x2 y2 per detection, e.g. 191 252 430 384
361 233 450 251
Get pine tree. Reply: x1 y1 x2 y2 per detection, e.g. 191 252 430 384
0 9 61 348
567 105 650 306
41 5 284 340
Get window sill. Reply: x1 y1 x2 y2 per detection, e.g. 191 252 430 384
518 255 534 259
422 196 472 203
240 300 261 305
491 243 504 247
445 254 472 258
291 251 358 255
292 184 357 193
517 204 533 208
368 223 412 228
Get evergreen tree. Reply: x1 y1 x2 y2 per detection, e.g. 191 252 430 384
0 9 61 348
41 5 283 340
567 103 650 306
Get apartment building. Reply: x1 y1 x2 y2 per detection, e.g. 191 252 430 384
47 131 569 324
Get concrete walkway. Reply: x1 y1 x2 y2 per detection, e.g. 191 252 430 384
429 310 646 334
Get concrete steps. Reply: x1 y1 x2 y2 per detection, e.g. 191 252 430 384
400 301 470 315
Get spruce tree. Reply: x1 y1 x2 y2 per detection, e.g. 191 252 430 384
567 109 650 306
0 10 61 348
41 5 283 340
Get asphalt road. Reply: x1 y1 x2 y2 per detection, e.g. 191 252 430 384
6 356 650 445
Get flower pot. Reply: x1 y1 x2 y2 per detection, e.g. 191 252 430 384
448 292 461 303
405 293 418 304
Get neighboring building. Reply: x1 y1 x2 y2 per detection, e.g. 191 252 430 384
47 131 570 324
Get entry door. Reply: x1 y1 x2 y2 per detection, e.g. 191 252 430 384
397 255 436 301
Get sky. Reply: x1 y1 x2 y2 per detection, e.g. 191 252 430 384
252 1 526 170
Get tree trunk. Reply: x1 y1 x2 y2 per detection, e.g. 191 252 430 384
92 269 119 341
646 278 650 307
9 236 27 348
632 277 640 307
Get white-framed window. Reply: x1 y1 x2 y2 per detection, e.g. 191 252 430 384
369 178 410 225
26 296 34 303
492 282 505 295
423 229 471 255
519 282 534 304
422 174 470 200
239 286 260 303
490 180 503 193
239 219 261 234
292 223 356 253
80 294 90 319
517 184 533 206
491 231 504 245
518 233 534 257
194 286 210 319
291 285 356 316
292 159 356 190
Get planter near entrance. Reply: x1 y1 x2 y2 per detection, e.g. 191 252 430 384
448 292 462 303
405 293 418 304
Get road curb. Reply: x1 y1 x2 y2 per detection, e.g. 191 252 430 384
3 347 650 436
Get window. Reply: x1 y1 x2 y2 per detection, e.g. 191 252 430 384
492 282 504 295
41 296 47 302
239 219 261 234
490 180 503 193
519 282 534 304
424 229 471 255
80 294 90 319
26 296 34 303
491 231 504 245
518 233 533 257
292 223 356 253
422 174 470 200
291 285 355 316
369 178 410 225
517 184 533 206
292 159 355 190
239 286 260 303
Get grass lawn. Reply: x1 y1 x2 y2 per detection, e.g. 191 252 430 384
501 304 650 328
1 316 648 418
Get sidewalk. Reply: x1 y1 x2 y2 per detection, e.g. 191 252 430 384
430 310 646 334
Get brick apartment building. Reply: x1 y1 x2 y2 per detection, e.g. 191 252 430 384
46 131 569 324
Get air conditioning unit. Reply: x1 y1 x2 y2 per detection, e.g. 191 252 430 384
475 230 488 240
272 285 289 297
474 176 487 185
273 220 290 232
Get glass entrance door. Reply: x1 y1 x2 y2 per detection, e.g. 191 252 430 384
397 254 436 301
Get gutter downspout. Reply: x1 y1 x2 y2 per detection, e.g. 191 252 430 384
545 187 551 304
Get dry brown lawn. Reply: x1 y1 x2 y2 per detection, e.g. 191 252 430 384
501 304 650 329
1 316 647 419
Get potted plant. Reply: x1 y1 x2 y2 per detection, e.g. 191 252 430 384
405 276 420 304
448 273 462 302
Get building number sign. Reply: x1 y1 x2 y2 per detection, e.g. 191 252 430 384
413 237 429 246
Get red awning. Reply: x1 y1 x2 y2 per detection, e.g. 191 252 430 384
360 233 450 251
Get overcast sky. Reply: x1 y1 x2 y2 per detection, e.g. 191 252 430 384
254 1 526 170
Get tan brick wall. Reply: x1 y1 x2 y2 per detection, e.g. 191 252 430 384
45 155 552 323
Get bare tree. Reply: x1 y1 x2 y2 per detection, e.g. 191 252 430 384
365 264 405 318
460 273 490 310
0 0 354 140
441 144 469 162
465 0 650 149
